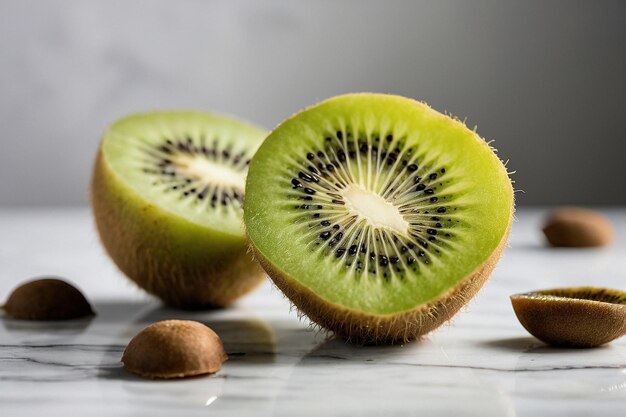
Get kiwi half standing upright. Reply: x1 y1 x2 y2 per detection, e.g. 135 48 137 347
245 93 514 344
91 111 267 308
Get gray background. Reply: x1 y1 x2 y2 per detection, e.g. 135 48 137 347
0 0 624 207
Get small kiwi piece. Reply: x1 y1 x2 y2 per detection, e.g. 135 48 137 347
122 320 227 379
3 278 94 320
245 93 514 344
511 287 626 348
91 111 267 309
542 207 614 247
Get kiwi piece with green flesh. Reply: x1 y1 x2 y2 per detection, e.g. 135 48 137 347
511 287 626 348
245 93 514 344
91 111 267 309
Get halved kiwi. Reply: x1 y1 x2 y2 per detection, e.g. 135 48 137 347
511 287 626 348
245 93 514 344
91 111 267 308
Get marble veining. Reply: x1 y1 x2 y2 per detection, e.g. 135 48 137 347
0 208 625 416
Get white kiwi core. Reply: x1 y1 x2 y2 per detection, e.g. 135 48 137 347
341 184 409 236
174 154 245 190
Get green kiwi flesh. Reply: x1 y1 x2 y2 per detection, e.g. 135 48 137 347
91 111 267 308
245 93 514 344
511 287 626 348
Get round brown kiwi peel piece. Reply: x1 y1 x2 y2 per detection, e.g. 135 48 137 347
542 207 614 248
245 93 514 344
3 278 95 321
122 320 228 379
511 287 626 348
91 111 267 309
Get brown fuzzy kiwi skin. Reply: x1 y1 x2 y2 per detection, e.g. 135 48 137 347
122 320 228 379
3 278 94 320
251 221 511 345
511 288 626 348
91 151 266 309
542 207 614 248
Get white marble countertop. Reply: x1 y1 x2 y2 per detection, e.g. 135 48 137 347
0 208 625 416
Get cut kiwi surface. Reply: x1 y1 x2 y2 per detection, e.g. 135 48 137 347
92 111 267 308
511 287 626 348
245 93 514 344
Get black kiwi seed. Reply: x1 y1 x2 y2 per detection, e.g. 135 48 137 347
307 152 315 160
429 173 438 180
430 197 438 203
321 220 331 226
424 189 434 195
416 184 426 191
291 179 302 188
437 207 447 213
336 248 346 257
320 231 331 240
298 172 317 182
349 245 358 255
304 188 316 195
407 164 418 172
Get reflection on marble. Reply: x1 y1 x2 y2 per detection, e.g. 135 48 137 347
0 209 625 416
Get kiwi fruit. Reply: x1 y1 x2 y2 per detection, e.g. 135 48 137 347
91 111 267 309
122 320 227 379
511 287 626 348
245 93 514 344
542 207 614 247
3 278 94 320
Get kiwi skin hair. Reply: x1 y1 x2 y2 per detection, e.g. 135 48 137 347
91 112 266 309
245 93 514 345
